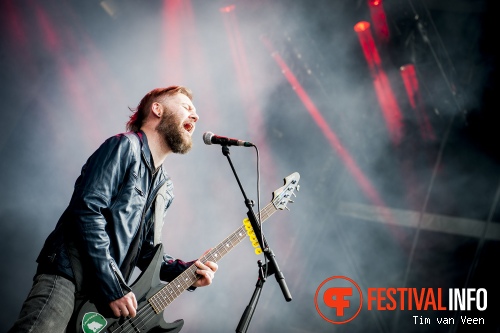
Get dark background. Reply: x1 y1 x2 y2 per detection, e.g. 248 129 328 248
1 0 499 332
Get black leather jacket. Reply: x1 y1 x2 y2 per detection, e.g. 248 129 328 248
36 131 194 303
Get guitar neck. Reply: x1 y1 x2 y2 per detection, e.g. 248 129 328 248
148 201 278 313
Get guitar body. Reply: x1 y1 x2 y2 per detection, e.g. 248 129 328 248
68 244 184 333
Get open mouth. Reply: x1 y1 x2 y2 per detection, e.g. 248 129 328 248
183 122 194 134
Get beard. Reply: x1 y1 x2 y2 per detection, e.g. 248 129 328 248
156 111 193 154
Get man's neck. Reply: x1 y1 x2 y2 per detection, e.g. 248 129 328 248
140 127 171 169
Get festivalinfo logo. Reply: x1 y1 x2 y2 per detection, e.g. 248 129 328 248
314 276 487 326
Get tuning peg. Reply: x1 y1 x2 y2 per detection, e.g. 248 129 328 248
297 185 300 191
285 206 290 211
288 200 294 204
292 192 296 197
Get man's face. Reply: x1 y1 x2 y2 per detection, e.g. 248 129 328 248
155 93 198 154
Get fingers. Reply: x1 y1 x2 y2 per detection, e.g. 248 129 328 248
197 249 218 273
193 260 218 287
109 292 138 318
206 261 218 272
195 260 218 274
192 249 219 287
110 304 121 318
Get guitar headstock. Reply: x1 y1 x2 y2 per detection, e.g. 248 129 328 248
272 172 300 210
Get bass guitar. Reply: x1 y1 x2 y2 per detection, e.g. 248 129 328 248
70 172 300 333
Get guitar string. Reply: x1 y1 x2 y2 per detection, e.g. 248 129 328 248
109 200 281 332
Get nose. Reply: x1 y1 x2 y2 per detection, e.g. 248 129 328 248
190 111 199 123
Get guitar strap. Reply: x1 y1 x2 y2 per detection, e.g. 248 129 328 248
153 180 168 246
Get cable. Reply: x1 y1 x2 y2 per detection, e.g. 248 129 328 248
253 145 269 279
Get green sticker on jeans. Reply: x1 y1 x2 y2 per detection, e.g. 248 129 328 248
82 312 107 333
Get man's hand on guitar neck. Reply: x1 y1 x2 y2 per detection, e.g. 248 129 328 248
109 291 138 318
192 250 218 288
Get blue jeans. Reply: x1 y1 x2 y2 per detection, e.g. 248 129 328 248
8 274 75 333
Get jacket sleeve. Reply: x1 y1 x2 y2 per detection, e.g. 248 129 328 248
160 251 196 282
69 134 137 302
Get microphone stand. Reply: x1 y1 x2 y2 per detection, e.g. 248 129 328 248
219 145 292 333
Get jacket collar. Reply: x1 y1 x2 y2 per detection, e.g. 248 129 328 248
137 130 168 186
137 130 157 173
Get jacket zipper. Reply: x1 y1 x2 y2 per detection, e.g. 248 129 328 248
124 166 167 282
111 260 132 293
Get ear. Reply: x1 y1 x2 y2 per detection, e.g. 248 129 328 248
152 102 161 118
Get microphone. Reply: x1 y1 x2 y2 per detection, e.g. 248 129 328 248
203 131 254 147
